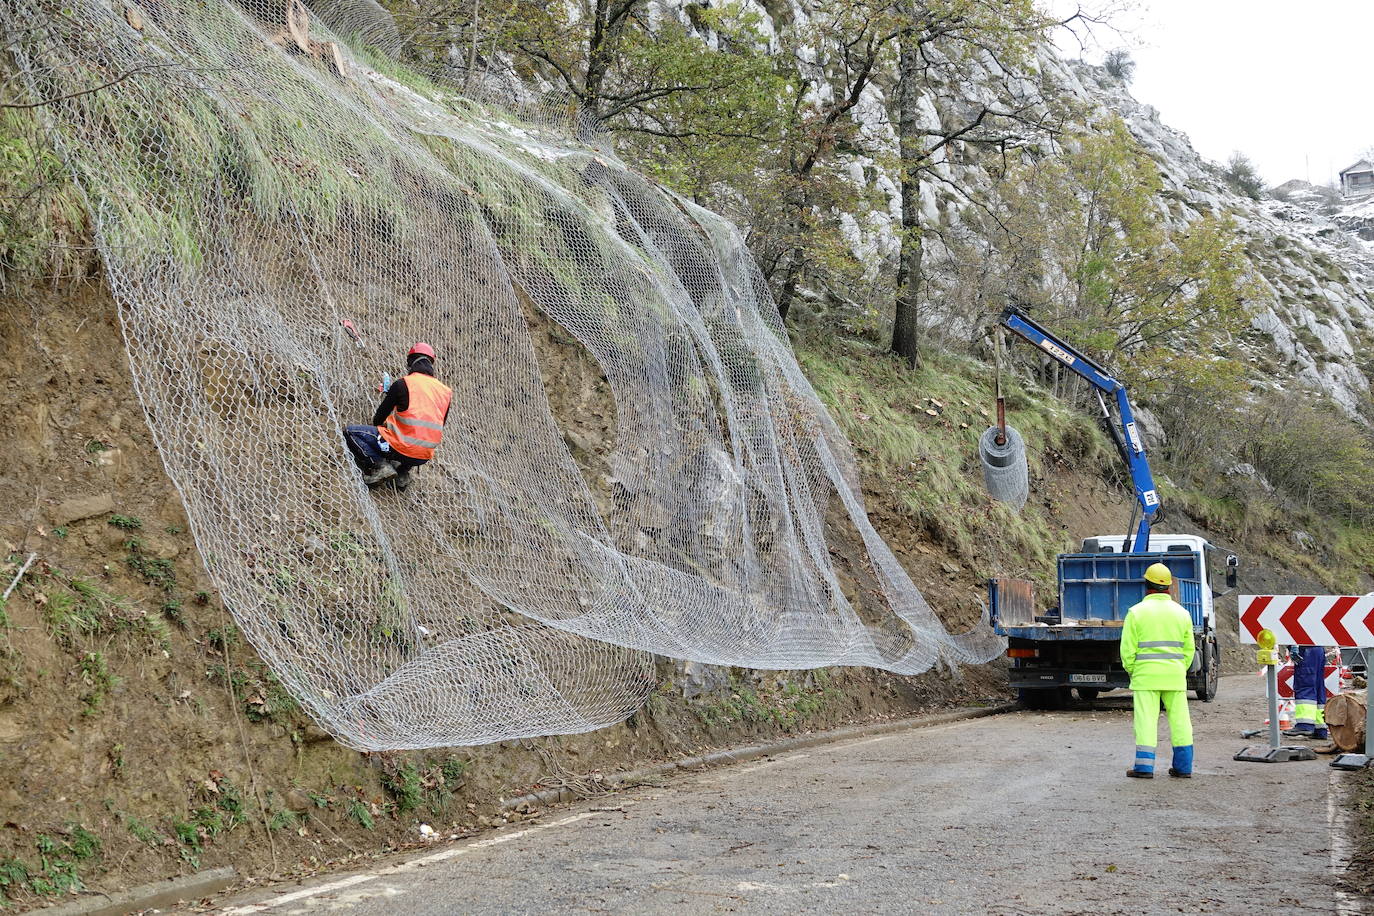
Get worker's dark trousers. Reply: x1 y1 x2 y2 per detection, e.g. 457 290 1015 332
343 425 426 473
1291 646 1327 735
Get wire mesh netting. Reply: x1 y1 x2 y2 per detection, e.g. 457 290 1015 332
5 0 1003 749
977 425 1029 510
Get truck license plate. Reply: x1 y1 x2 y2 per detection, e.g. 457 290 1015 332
1069 674 1107 683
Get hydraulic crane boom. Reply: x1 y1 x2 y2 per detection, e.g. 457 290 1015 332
1000 308 1160 551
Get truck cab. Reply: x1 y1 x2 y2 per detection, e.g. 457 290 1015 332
989 533 1232 709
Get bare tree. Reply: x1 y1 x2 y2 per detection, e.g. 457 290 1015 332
1103 47 1134 82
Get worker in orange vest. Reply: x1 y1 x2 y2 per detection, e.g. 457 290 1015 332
343 343 453 491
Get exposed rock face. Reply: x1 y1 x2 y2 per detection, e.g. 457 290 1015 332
355 0 1372 414
644 1 1374 416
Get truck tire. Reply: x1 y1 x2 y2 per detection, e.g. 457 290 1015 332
1018 688 1066 710
1195 635 1220 703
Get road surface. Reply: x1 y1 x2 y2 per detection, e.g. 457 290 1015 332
210 674 1367 915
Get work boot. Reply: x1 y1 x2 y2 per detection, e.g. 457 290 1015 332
1126 768 1153 779
1312 727 1330 740
362 461 397 486
393 468 413 492
1282 725 1314 739
1170 744 1194 777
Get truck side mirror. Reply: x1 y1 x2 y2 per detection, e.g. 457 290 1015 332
1225 554 1238 590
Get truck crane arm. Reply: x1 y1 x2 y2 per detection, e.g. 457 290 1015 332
1000 307 1160 552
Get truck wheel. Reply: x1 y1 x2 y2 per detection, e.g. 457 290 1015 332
1018 688 1063 710
1076 687 1100 703
1195 636 1220 703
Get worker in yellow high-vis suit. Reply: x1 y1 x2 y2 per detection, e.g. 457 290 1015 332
1121 562 1195 779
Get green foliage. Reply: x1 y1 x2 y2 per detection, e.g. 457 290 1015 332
1237 391 1374 528
124 815 160 846
172 775 248 865
205 624 239 652
692 670 840 731
347 799 376 830
267 809 301 832
124 538 177 593
78 652 117 715
242 671 299 724
108 514 143 531
615 5 790 201
440 756 468 787
991 120 1255 412
1 828 102 903
0 104 89 284
34 567 169 653
206 656 299 723
381 763 424 814
0 858 30 906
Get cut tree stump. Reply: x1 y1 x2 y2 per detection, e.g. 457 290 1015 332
315 40 348 78
1326 690 1366 752
262 0 312 54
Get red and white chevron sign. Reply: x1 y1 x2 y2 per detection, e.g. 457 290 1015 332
1275 663 1345 699
1240 594 1374 647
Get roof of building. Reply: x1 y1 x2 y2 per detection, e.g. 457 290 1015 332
1340 159 1373 176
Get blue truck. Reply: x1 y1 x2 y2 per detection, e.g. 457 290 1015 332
986 310 1238 709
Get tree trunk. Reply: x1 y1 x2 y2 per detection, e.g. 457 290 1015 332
775 245 802 322
772 185 811 323
890 29 923 368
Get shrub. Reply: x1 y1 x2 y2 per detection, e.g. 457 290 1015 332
1103 49 1135 82
1223 152 1265 200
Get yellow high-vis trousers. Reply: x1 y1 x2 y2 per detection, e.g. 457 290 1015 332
1293 701 1326 728
1133 689 1192 765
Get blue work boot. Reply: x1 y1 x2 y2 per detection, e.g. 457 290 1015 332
1168 745 1193 778
1128 746 1155 778
1313 727 1330 740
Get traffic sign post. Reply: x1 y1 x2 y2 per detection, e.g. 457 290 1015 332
1239 595 1374 768
1235 627 1316 763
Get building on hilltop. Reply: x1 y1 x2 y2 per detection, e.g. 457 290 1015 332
1339 159 1374 198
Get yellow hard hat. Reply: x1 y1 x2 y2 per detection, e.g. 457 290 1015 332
1144 563 1172 587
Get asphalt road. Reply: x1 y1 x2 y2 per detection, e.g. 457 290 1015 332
210 674 1366 915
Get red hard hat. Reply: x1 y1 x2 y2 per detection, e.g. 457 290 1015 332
407 342 436 360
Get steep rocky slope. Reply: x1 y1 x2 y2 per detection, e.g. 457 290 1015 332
645 0 1374 415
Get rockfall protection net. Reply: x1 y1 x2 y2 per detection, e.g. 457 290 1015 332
7 0 1003 749
977 426 1029 510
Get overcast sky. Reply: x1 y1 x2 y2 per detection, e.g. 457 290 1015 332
1056 0 1373 187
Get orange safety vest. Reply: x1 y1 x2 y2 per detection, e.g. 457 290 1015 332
378 372 452 460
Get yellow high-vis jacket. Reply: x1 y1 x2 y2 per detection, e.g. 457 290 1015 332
1120 592 1195 691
